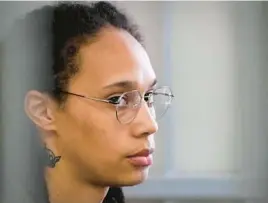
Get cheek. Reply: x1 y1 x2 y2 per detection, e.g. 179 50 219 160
80 109 128 156
58 103 129 162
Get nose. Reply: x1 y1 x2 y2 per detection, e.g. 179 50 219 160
131 101 158 137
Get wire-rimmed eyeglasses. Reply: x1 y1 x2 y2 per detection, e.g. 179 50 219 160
55 86 174 124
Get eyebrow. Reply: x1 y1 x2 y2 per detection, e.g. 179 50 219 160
103 78 158 90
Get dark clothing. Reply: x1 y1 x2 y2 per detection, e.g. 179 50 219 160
104 187 125 203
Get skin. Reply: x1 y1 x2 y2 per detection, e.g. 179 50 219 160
24 27 158 203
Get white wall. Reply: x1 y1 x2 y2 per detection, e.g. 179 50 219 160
168 1 238 177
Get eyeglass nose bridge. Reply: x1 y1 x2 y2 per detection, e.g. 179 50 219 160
132 92 156 121
134 90 145 107
132 90 154 110
120 89 144 108
134 98 157 124
115 90 152 124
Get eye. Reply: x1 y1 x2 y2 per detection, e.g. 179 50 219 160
144 91 154 105
108 94 130 105
107 96 121 104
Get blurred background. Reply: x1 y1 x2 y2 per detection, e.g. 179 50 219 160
0 1 268 203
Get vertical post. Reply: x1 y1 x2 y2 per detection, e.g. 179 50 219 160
162 1 175 177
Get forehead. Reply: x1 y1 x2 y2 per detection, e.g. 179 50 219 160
71 27 156 92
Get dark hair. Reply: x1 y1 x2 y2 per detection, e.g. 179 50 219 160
51 1 143 103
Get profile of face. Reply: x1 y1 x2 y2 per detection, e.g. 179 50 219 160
24 3 173 189
25 28 154 186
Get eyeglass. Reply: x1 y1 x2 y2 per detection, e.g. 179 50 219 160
55 86 174 124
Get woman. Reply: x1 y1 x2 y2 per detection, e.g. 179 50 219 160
23 1 174 203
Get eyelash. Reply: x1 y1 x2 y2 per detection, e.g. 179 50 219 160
107 90 154 104
107 95 121 104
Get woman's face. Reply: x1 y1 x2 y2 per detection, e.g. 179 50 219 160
53 28 158 186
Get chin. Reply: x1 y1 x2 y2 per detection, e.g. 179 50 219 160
116 166 150 187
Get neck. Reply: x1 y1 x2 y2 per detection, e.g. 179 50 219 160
45 165 109 203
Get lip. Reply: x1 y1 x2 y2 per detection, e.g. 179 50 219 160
127 148 154 167
128 148 154 158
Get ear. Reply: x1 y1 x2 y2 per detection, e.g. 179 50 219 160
24 90 57 131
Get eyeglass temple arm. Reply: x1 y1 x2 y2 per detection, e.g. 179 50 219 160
56 90 116 104
153 92 174 97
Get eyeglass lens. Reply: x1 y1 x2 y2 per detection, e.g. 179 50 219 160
116 87 173 124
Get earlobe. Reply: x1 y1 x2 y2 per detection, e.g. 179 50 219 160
24 90 56 131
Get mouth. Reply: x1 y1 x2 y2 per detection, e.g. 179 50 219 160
127 148 154 167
